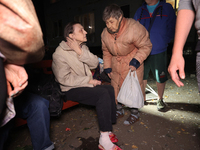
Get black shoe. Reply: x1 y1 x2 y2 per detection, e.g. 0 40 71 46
157 99 166 110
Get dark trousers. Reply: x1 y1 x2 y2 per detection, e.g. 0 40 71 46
64 85 116 132
0 58 7 116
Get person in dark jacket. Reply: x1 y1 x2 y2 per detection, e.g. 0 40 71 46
134 0 176 110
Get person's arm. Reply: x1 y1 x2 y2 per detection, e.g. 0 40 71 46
66 38 99 69
168 9 195 87
78 45 99 69
130 21 152 69
101 32 113 77
0 0 45 65
52 53 93 88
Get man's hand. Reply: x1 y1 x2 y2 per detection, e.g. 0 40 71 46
89 79 101 86
4 64 28 97
168 54 185 87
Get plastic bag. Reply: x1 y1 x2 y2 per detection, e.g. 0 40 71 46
117 70 144 108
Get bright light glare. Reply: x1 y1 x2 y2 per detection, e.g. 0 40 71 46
139 104 200 126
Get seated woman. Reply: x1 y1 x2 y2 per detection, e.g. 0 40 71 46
52 21 122 150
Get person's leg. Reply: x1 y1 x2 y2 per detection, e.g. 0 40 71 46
65 86 119 149
14 92 54 150
123 107 139 126
143 80 148 91
116 102 124 119
122 58 150 126
143 80 148 103
95 85 119 149
65 86 115 131
196 52 200 93
153 51 168 110
143 56 151 101
0 119 14 150
96 85 116 124
156 82 166 100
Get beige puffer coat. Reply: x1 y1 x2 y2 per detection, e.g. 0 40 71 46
52 41 99 92
101 18 152 103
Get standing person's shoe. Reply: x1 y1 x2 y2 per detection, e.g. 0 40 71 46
157 99 166 110
123 113 139 126
116 109 124 119
116 103 124 119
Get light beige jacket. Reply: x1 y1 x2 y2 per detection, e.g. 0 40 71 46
52 41 99 92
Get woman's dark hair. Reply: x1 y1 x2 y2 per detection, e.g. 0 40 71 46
63 21 80 40
102 4 123 22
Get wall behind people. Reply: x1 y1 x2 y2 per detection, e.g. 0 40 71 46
42 0 144 51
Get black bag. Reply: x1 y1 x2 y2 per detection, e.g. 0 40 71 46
100 71 111 83
26 67 64 117
37 74 64 117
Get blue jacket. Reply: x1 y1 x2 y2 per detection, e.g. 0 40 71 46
134 0 176 55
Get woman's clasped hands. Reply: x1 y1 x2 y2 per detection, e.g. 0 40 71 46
89 79 101 86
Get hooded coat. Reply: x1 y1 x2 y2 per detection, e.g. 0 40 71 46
101 17 152 103
52 41 99 92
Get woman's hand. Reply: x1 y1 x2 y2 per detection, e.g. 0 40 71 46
4 64 28 97
129 65 136 72
66 37 82 55
107 73 111 78
89 79 101 86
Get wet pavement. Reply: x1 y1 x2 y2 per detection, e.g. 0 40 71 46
5 73 200 150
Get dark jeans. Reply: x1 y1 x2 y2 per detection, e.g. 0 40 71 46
0 92 54 150
64 85 116 132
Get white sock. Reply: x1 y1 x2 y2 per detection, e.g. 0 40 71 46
99 132 114 150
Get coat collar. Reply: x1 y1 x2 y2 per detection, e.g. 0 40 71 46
59 41 71 51
114 17 127 38
59 40 86 51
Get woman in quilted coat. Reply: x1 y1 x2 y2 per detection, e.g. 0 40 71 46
101 4 152 126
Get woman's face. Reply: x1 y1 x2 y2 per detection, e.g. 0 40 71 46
70 24 87 44
105 15 122 34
